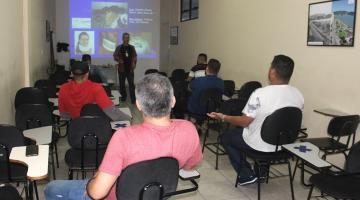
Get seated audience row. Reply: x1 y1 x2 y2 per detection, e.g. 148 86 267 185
45 74 203 200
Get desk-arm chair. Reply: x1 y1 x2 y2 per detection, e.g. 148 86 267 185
302 115 359 159
237 107 302 200
116 157 200 200
0 125 30 199
307 141 360 200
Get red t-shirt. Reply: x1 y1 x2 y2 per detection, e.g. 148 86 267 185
99 119 203 200
59 80 113 118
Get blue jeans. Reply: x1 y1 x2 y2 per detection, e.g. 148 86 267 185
44 180 92 200
220 128 255 178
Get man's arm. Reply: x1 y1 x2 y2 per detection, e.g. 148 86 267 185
87 171 118 199
207 112 254 127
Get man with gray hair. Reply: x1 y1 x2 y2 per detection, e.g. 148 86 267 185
44 74 203 200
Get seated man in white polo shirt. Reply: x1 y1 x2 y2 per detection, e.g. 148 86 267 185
207 55 304 186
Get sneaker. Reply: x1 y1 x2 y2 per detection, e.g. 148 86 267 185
237 176 258 186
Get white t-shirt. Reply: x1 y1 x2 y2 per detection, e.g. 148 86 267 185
242 85 304 152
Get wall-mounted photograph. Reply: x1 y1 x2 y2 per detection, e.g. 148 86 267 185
307 0 357 46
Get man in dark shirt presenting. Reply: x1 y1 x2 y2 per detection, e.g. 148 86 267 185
113 32 137 104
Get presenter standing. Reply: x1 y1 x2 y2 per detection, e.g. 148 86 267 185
113 32 137 104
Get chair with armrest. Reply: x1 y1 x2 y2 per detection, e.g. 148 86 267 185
301 115 359 160
236 81 262 111
236 107 302 200
65 116 113 180
307 141 360 200
172 81 189 119
116 157 200 200
15 104 60 179
0 125 30 199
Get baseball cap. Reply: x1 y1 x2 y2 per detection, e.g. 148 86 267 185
71 61 89 75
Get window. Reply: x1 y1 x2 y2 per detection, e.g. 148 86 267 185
180 0 199 22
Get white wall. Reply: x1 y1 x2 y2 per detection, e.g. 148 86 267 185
28 0 56 85
0 0 55 124
0 0 25 124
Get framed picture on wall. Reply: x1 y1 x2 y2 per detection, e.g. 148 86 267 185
170 26 178 45
307 0 357 46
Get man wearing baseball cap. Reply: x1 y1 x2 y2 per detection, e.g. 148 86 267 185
58 61 130 121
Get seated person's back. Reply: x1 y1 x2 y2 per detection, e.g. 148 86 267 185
242 84 303 152
59 61 129 121
188 58 224 115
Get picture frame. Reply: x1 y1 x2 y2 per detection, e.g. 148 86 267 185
170 26 178 45
307 0 357 47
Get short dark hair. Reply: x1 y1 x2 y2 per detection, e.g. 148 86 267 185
198 53 207 62
207 59 221 74
122 32 130 39
135 74 174 118
81 54 91 62
271 55 294 82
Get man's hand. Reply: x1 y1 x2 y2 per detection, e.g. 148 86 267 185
207 112 224 120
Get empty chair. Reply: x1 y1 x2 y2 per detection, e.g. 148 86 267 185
0 184 23 200
170 69 186 83
235 81 262 112
237 81 262 100
172 80 189 119
65 116 113 179
236 107 302 200
0 125 29 199
307 141 360 200
34 79 57 98
158 71 168 77
223 80 236 98
145 69 159 75
49 69 70 86
116 157 199 200
14 87 50 109
15 104 60 179
302 115 359 159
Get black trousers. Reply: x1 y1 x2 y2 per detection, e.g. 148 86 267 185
118 71 135 103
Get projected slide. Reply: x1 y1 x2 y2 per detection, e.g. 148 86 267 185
69 0 159 60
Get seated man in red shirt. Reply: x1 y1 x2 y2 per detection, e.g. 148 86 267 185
58 61 130 121
44 73 203 200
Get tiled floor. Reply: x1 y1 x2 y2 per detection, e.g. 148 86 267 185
15 102 331 200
